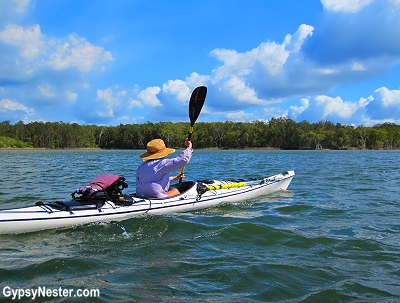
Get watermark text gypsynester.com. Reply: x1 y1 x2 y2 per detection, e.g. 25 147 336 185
2 286 100 300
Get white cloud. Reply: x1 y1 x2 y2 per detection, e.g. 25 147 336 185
198 105 212 115
374 87 400 106
285 24 314 52
289 98 310 116
361 116 400 126
315 68 338 74
321 0 374 12
225 111 254 121
388 0 400 7
162 79 191 102
359 96 374 107
263 107 288 119
223 76 280 105
264 107 278 115
97 88 120 107
66 91 77 101
224 76 255 101
47 35 113 72
256 41 289 76
162 72 210 102
185 72 210 89
0 25 113 73
211 24 313 83
132 84 140 94
128 98 143 109
0 24 44 61
351 63 365 71
38 86 55 97
96 86 126 118
13 0 30 13
315 95 371 118
212 41 287 80
211 48 251 83
98 109 114 117
0 98 34 114
138 87 162 107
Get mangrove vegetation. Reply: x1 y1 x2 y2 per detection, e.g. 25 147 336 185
0 118 399 150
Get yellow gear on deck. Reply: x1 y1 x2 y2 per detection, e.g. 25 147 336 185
207 182 247 190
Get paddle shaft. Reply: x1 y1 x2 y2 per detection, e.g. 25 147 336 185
187 127 194 141
179 126 194 177
179 86 207 182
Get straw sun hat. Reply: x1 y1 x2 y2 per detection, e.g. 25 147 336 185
140 139 175 161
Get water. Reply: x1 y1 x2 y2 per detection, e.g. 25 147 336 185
0 150 399 302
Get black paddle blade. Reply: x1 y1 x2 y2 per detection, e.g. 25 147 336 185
189 86 207 126
180 86 207 183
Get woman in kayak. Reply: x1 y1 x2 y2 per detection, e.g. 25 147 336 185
136 138 193 198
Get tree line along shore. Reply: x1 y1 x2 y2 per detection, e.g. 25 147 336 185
1 118 399 150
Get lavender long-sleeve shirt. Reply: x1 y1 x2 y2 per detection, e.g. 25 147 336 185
135 148 193 198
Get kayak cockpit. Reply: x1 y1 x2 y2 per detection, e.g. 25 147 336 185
130 181 196 199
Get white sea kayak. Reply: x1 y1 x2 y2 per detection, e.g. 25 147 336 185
0 170 295 234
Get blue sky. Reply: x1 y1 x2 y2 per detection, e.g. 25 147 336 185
0 0 399 126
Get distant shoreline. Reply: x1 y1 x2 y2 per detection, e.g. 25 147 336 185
0 147 282 151
1 147 398 151
0 147 102 150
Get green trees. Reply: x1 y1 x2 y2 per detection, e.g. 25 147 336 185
0 119 399 150
0 136 33 148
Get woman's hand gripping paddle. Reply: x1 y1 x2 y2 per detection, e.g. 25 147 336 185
179 86 207 183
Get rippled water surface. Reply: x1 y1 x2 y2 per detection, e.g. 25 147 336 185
0 150 399 302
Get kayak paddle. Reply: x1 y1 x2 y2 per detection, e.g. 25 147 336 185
179 86 207 182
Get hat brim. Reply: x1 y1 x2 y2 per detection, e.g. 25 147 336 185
140 148 175 161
